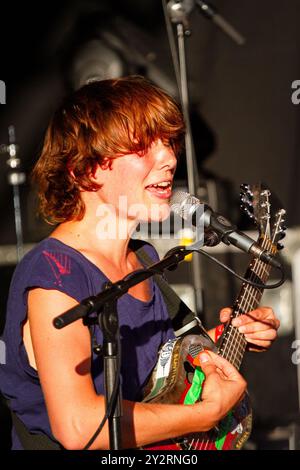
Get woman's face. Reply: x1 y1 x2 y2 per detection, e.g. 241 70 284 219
95 139 177 224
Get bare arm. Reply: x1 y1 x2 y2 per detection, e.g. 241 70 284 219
27 289 246 450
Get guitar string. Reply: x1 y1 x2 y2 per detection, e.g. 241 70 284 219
188 238 271 370
221 238 269 364
220 236 271 367
191 238 272 450
197 245 269 450
222 256 269 368
196 237 273 450
217 261 262 366
222 238 272 368
222 248 272 377
195 260 262 450
207 234 277 447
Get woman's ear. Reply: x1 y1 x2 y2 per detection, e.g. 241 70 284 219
90 158 113 184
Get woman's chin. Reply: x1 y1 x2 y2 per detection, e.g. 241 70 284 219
128 202 171 224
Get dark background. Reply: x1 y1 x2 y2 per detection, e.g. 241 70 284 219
1 0 300 450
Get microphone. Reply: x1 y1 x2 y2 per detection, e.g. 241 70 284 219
170 191 281 269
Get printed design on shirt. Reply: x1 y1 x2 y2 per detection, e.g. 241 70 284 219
42 250 71 286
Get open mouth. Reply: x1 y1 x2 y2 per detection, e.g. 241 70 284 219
145 181 172 198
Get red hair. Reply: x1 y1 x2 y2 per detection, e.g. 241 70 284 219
32 75 185 223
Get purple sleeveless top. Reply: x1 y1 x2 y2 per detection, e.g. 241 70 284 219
0 238 174 449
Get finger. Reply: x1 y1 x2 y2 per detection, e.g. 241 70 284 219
243 307 279 326
232 314 279 330
215 366 228 381
194 351 218 377
244 329 277 341
244 338 272 348
232 315 256 327
236 321 276 335
248 306 275 320
204 350 242 381
247 345 268 352
220 308 232 323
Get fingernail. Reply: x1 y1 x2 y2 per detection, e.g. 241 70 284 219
232 318 241 327
198 353 210 363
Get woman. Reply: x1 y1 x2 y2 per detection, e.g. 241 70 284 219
0 76 279 450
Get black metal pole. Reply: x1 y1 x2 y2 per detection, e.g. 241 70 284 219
99 287 122 450
1 125 26 262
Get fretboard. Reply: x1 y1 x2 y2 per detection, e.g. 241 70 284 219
218 238 274 370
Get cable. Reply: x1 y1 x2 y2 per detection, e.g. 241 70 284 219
82 335 122 450
193 248 286 289
121 247 285 290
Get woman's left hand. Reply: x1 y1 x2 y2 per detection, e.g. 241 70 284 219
219 307 280 351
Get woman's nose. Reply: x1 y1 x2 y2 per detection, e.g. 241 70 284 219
154 141 177 171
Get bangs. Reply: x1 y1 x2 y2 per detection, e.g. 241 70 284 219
85 76 185 159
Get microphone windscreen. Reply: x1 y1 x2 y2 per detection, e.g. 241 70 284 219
170 191 201 220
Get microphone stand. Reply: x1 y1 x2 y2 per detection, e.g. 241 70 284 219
99 282 122 450
166 0 203 315
0 126 26 262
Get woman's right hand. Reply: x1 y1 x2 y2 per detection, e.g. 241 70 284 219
193 350 247 431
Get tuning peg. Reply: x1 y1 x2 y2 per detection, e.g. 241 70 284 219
240 203 251 214
240 204 246 214
240 183 251 193
240 204 257 226
240 197 253 208
240 191 253 204
280 224 287 232
240 185 253 198
277 242 284 250
278 231 286 241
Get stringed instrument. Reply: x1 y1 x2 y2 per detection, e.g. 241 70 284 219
142 184 286 450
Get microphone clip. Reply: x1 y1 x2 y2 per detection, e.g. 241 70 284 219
206 209 238 246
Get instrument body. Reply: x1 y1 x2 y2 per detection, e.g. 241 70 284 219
143 335 252 450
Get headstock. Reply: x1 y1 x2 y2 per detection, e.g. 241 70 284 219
240 183 286 251
271 209 286 250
